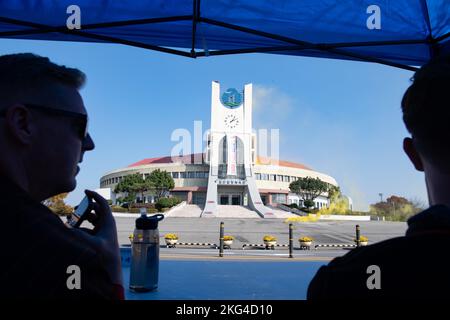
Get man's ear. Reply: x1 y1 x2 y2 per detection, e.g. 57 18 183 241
4 104 35 145
403 137 424 172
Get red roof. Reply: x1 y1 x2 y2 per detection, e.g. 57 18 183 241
127 153 204 167
128 153 311 170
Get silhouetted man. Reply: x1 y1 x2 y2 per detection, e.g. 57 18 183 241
308 55 450 300
0 53 123 299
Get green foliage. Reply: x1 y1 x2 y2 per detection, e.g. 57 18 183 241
289 177 328 208
114 173 143 194
369 195 424 221
115 173 155 204
303 199 315 209
129 179 155 202
155 197 181 211
132 203 156 209
116 194 135 206
147 169 175 199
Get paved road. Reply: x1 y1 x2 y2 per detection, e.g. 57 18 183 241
117 216 407 250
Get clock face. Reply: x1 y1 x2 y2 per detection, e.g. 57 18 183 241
224 114 239 129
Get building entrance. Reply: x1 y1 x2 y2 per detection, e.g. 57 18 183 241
219 194 242 205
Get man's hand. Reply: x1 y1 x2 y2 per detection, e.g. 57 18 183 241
71 189 123 286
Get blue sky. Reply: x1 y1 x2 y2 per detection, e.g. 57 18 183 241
0 38 427 210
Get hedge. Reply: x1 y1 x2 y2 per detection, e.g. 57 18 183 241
155 197 182 211
110 205 127 213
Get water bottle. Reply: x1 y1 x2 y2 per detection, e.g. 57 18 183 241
129 209 164 292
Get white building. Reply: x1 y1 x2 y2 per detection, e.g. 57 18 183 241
100 82 338 217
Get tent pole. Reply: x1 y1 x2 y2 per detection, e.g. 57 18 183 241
0 16 192 37
200 17 419 71
191 0 200 57
0 16 192 58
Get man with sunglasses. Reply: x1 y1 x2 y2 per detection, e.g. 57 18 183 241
0 53 123 299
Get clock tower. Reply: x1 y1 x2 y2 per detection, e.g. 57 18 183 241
202 81 274 218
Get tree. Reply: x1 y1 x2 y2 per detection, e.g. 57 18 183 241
147 169 175 199
327 185 341 204
130 179 155 204
43 193 73 216
369 195 424 221
114 173 144 203
289 177 328 208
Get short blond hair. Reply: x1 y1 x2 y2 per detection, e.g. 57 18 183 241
0 53 86 106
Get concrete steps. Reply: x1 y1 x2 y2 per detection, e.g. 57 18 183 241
164 204 203 217
215 205 261 218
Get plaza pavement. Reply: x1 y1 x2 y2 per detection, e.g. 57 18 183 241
116 214 408 250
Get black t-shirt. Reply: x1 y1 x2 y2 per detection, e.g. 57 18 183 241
0 177 121 299
307 205 450 300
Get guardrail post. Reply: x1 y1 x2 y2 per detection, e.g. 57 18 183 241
219 221 224 257
289 223 294 258
356 224 360 247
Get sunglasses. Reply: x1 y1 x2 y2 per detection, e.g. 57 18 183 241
0 103 89 140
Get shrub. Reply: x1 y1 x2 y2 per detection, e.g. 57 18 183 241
303 199 315 209
155 197 171 211
148 208 158 214
299 236 313 242
110 205 127 213
132 203 156 209
171 197 181 206
223 235 234 241
288 203 299 209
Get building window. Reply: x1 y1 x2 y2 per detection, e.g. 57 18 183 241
180 172 187 179
276 175 283 182
255 173 261 180
269 174 276 181
272 194 287 204
172 172 179 179
187 172 195 179
283 175 289 182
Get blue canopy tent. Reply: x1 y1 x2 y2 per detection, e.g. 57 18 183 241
0 0 449 71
